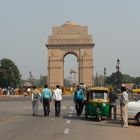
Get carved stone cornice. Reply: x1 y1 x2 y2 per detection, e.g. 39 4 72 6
46 43 95 49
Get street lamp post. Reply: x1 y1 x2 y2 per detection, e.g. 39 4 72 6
29 71 33 86
96 72 98 86
104 67 107 87
116 58 120 91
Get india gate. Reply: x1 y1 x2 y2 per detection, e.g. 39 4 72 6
46 21 95 87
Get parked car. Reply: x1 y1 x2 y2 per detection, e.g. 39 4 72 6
128 94 140 125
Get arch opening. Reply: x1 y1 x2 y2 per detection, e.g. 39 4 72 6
64 53 78 87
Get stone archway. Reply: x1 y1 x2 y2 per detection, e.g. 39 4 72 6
46 21 95 87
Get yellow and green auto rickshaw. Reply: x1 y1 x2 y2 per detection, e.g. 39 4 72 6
85 87 110 121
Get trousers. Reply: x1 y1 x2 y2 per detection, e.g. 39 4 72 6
121 103 128 126
43 98 50 116
54 100 61 117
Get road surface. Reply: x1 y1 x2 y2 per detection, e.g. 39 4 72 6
0 95 139 140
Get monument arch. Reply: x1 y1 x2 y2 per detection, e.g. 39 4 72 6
46 21 95 87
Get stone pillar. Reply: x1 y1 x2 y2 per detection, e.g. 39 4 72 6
47 50 64 87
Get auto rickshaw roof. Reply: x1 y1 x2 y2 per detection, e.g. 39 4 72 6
87 87 110 93
132 88 140 93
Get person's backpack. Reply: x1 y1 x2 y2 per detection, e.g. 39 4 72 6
33 90 39 99
75 90 83 100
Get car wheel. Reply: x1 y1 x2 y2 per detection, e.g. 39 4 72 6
136 114 140 125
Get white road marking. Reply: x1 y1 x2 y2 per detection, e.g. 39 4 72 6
69 111 73 114
66 119 71 124
69 114 72 117
62 106 67 109
51 118 55 121
64 128 69 134
70 106 75 112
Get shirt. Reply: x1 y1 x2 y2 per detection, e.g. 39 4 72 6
53 88 62 101
41 88 52 99
120 91 129 104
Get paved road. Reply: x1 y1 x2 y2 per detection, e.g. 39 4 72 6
0 95 139 140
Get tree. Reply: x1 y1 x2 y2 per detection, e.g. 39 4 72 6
105 72 123 88
0 58 21 88
105 72 135 89
38 75 47 87
134 77 140 87
121 74 135 84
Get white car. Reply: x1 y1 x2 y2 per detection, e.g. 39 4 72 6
128 94 140 125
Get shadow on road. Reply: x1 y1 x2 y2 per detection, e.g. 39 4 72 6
62 113 123 127
16 113 45 117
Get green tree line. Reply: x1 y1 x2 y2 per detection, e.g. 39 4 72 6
1 58 140 88
94 72 140 88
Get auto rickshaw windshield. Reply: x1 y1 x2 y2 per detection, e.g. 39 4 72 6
90 91 108 100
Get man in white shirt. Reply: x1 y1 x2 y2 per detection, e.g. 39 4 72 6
53 85 62 117
120 86 129 128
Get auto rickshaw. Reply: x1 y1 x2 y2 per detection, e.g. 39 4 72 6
130 88 140 100
132 88 140 94
85 87 110 121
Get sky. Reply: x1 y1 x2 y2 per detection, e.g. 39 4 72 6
0 0 140 80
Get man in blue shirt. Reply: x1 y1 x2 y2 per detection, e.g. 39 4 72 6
41 84 52 116
74 85 85 116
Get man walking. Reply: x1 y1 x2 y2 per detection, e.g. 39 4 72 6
31 86 41 116
41 84 52 116
74 85 85 116
53 85 62 117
